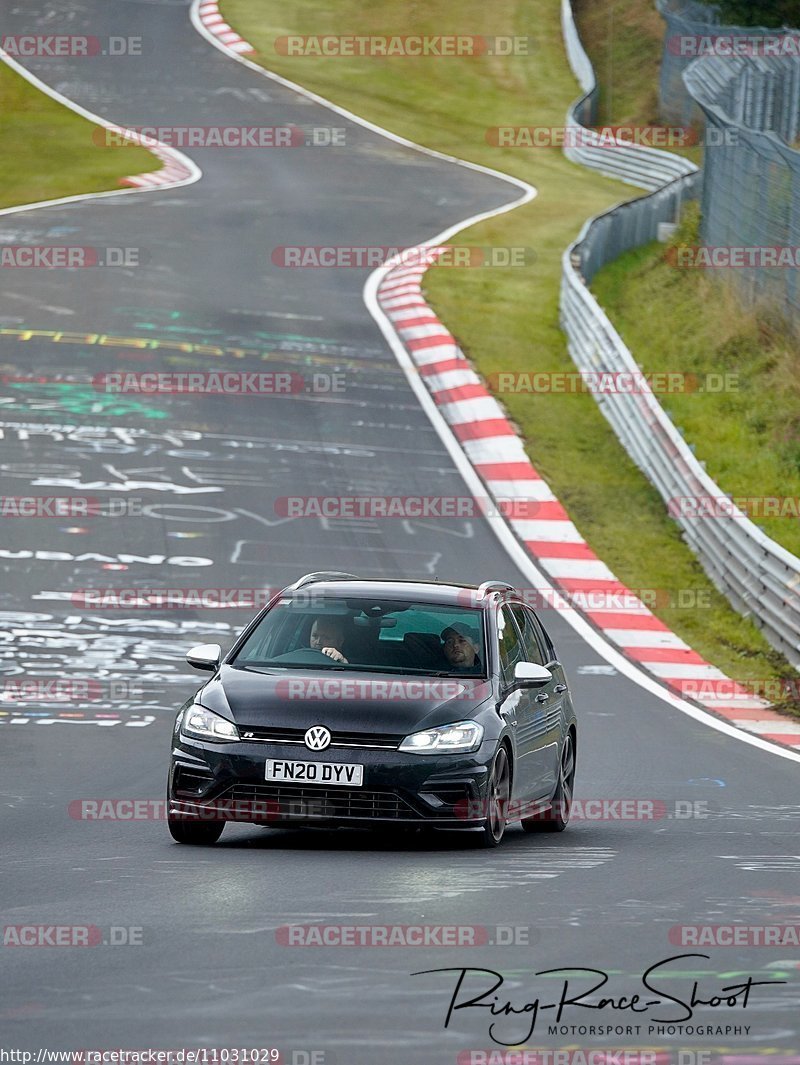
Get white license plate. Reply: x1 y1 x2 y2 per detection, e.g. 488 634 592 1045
265 759 363 787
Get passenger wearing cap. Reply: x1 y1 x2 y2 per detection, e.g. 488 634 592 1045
441 623 482 673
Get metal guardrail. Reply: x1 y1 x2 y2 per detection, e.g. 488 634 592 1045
655 0 798 127
683 53 800 318
558 0 800 668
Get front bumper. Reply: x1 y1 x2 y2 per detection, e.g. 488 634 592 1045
168 735 496 828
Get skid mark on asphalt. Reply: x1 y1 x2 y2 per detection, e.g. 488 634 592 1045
339 846 617 902
719 854 800 871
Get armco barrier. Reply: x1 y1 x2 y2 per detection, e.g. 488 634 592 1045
558 0 800 668
561 0 697 191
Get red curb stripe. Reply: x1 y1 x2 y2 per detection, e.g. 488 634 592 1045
407 334 457 351
419 358 469 376
714 707 782 719
476 462 541 480
523 541 597 559
586 612 671 632
429 383 489 404
394 316 442 328
450 419 517 442
520 500 572 521
624 646 707 664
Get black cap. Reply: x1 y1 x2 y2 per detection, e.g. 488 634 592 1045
441 622 479 645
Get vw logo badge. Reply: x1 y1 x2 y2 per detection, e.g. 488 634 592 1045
304 725 331 751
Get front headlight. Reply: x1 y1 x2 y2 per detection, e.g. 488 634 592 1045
181 703 240 743
399 720 484 755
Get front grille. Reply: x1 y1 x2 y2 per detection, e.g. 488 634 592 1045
239 726 401 750
226 783 423 821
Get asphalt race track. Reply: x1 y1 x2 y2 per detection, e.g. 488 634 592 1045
0 2 798 1063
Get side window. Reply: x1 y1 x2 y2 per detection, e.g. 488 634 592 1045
527 608 556 664
511 605 546 666
497 606 524 686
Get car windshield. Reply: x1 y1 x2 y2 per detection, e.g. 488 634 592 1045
231 596 487 677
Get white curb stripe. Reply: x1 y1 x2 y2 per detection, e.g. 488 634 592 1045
511 519 584 542
438 395 506 425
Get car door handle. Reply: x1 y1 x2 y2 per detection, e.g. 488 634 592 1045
535 692 549 703
554 684 568 693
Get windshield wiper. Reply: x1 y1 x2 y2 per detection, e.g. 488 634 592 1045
424 671 487 678
236 662 349 672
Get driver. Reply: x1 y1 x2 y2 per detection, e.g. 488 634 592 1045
441 623 482 673
309 617 349 663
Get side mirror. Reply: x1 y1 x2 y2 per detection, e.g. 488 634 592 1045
186 643 221 672
514 661 552 687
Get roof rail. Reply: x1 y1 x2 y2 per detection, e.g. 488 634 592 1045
476 580 515 600
290 571 360 590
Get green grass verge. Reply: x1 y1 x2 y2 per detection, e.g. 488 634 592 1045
593 209 800 558
0 59 158 209
221 0 799 708
572 0 702 163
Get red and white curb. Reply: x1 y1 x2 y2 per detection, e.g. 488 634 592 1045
197 0 256 55
377 248 800 752
112 126 197 189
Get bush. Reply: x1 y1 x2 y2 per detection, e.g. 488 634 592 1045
714 1 798 28
668 199 701 249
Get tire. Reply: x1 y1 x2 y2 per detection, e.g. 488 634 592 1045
478 745 511 847
521 730 575 834
168 816 224 845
